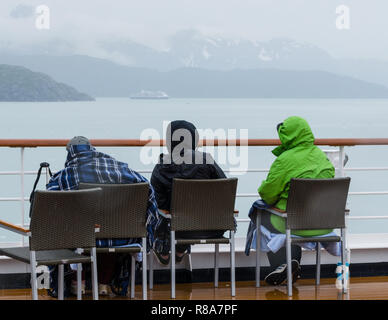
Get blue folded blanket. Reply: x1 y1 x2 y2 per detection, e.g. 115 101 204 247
245 199 341 256
251 225 341 256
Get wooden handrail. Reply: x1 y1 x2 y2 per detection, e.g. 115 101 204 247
0 220 101 235
0 219 30 235
0 138 388 148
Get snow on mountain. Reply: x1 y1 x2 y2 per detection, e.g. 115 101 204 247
0 29 333 71
4 29 388 90
163 30 333 70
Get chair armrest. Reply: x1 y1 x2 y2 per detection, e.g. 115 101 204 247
263 208 288 218
0 219 31 237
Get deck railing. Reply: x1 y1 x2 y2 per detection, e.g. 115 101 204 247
1 138 388 249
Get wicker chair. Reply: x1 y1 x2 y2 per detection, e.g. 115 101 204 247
150 178 238 299
0 188 102 300
254 177 351 297
78 182 149 300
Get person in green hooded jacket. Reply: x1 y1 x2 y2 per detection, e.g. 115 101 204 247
258 116 335 285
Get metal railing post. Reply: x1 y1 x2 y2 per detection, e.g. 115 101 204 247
339 146 351 264
338 146 345 177
20 148 25 247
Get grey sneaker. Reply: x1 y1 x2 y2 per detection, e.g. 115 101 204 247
153 250 170 266
176 250 188 264
265 260 301 286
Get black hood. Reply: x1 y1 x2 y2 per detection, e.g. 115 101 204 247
166 120 199 154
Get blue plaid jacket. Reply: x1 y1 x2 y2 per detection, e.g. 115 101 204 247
46 144 160 251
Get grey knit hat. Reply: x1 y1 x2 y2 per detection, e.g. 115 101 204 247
66 136 91 151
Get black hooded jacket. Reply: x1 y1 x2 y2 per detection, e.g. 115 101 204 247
151 120 226 211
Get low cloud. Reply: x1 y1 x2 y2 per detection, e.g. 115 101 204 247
10 4 34 19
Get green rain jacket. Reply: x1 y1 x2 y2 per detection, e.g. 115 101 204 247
258 116 335 236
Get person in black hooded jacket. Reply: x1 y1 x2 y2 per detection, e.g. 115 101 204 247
151 120 227 264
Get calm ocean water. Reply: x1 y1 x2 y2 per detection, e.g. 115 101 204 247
1 98 388 241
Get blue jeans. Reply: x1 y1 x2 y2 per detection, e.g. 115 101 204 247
261 212 302 272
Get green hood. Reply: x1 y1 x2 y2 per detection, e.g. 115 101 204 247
272 116 315 157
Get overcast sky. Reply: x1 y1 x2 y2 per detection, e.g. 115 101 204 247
1 0 387 60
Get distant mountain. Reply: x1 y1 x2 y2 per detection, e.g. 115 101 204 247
102 30 388 90
0 64 94 102
97 30 334 71
329 59 388 90
0 55 155 97
166 30 334 71
100 31 388 90
2 30 388 98
159 68 388 98
2 30 388 91
1 58 386 98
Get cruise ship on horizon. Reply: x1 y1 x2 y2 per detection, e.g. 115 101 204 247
130 90 169 100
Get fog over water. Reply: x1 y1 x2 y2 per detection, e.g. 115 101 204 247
1 1 388 60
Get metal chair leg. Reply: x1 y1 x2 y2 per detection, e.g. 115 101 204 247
29 251 38 300
77 263 82 300
214 243 219 287
256 213 261 287
58 264 64 300
341 228 347 294
142 237 147 300
91 247 99 300
345 215 351 266
187 253 193 272
130 255 135 299
316 242 321 285
149 250 154 290
171 231 176 299
286 229 292 297
230 231 236 297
